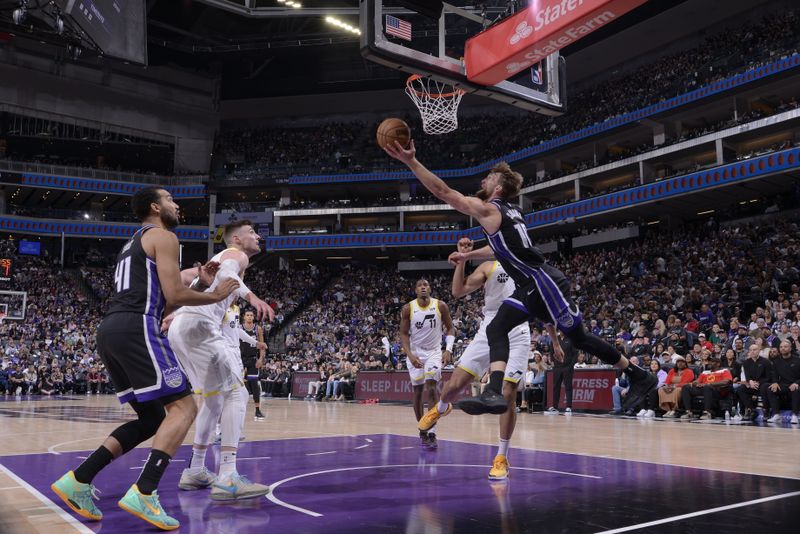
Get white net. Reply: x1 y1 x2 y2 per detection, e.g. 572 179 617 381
405 75 465 135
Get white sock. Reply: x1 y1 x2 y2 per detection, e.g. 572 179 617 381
497 438 510 458
437 400 449 413
189 447 207 470
219 450 237 480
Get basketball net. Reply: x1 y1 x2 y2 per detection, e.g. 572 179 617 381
406 75 465 135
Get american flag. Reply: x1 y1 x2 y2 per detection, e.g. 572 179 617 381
385 15 412 41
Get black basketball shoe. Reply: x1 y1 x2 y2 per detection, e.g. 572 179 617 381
456 389 508 415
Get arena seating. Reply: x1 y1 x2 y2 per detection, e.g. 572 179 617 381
218 9 799 183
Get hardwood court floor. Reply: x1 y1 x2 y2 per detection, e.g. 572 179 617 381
0 395 798 533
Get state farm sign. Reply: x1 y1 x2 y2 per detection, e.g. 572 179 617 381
465 0 647 86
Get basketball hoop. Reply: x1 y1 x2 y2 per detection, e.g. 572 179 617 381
405 75 465 135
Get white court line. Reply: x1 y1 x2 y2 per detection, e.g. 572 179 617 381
354 437 375 450
0 463 93 534
305 451 337 456
48 436 107 456
0 485 22 490
267 463 601 517
239 456 272 460
595 490 800 533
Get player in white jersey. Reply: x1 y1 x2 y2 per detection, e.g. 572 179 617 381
399 279 455 448
418 238 564 480
167 219 274 501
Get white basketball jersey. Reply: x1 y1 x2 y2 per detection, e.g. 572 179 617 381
483 262 516 321
221 303 241 349
175 248 242 327
408 298 443 351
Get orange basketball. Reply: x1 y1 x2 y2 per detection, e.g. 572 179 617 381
376 118 411 150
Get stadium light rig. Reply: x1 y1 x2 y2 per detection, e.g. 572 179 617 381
277 0 302 7
325 16 361 35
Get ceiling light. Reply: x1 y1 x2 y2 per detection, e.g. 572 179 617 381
326 16 361 35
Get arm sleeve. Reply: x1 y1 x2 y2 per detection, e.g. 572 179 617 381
238 328 259 347
218 258 251 299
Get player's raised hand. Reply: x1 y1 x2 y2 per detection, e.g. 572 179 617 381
198 261 220 287
457 237 474 253
247 294 275 322
384 139 416 166
212 278 240 300
448 250 467 266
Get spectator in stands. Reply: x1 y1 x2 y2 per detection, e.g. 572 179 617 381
8 365 24 395
522 352 547 411
51 368 64 395
23 365 38 395
765 340 800 424
636 360 667 418
736 343 772 421
659 356 694 417
0 365 8 395
609 356 639 415
86 365 101 395
678 358 733 420
306 365 327 399
334 362 359 401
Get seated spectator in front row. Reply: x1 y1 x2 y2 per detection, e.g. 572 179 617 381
23 365 38 395
0 366 8 395
765 340 800 424
678 358 733 420
334 362 359 401
609 356 639 415
307 366 326 399
521 353 547 411
736 344 771 421
635 360 667 418
660 356 694 416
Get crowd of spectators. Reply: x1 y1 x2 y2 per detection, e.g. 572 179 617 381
0 255 112 396
262 211 800 417
219 9 799 183
3 205 800 421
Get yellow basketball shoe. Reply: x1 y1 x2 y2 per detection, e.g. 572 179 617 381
418 403 452 432
488 455 509 481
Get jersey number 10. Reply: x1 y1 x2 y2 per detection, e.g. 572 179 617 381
115 256 131 293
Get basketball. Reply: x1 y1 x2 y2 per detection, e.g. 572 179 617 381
376 118 411 150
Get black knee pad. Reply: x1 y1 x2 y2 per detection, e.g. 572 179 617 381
111 401 166 453
486 319 508 343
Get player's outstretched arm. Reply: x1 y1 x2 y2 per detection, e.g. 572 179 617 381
448 244 495 266
218 249 275 322
384 140 498 223
147 229 239 306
